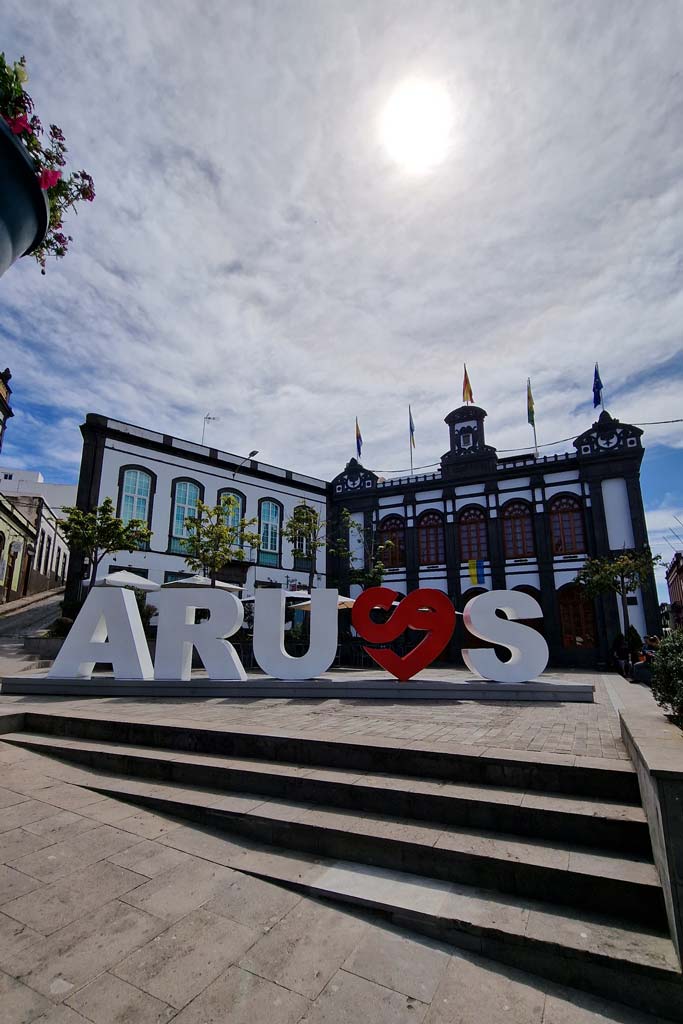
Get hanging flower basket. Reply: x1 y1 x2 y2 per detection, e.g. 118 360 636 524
0 116 49 277
0 53 95 277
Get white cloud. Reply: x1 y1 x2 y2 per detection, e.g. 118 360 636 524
0 0 681 492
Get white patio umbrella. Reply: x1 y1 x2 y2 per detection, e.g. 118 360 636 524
95 570 161 592
161 574 243 591
295 594 355 611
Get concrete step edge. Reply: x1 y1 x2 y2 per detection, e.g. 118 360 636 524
18 710 642 801
76 776 665 929
3 732 646 825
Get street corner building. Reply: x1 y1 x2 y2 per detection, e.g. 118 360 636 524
65 403 659 668
329 402 659 668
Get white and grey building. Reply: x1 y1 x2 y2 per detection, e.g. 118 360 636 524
66 415 328 593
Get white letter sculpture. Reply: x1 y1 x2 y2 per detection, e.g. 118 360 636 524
48 587 154 680
253 588 338 680
154 589 246 681
462 590 549 683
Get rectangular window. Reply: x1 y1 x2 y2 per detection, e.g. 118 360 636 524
171 480 201 545
258 501 280 567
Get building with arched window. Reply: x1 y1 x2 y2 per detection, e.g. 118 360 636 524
66 402 659 667
66 414 328 596
330 403 659 667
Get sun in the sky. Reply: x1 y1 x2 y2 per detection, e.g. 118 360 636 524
380 78 453 173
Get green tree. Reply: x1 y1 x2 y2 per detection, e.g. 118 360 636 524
575 548 661 638
61 497 152 590
281 503 326 592
329 507 393 590
181 494 260 586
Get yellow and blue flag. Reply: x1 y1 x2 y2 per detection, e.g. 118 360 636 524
355 417 363 459
409 405 415 449
468 559 485 585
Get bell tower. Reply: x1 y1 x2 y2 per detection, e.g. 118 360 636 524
441 404 497 479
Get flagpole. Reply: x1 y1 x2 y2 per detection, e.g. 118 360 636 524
527 378 538 458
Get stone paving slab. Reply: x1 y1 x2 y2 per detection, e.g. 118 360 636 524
0 680 676 1024
0 669 631 761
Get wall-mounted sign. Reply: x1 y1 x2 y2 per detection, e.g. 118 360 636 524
48 586 549 684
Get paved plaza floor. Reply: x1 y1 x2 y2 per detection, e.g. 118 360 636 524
0 649 671 1023
0 735 669 1024
0 667 631 761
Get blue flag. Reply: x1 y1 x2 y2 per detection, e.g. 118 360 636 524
409 405 415 449
592 363 603 408
355 417 362 459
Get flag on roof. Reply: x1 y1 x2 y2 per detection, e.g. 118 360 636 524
593 363 604 408
527 378 535 427
463 364 474 404
409 405 415 449
355 417 363 458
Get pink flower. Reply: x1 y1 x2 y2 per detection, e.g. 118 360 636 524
5 113 31 135
38 169 61 190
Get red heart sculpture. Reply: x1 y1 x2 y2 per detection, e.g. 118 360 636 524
351 587 456 681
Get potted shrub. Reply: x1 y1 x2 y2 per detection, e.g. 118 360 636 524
0 53 94 277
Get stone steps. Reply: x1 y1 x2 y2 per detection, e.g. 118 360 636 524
16 710 641 800
2 711 679 1017
4 731 650 854
0 732 664 929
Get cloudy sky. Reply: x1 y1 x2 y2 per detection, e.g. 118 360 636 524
2 1 682 594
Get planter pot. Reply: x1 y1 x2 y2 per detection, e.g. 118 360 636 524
0 118 49 278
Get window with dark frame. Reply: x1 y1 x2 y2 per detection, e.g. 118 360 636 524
418 511 445 564
458 507 488 561
121 468 152 525
502 501 535 558
549 496 586 554
170 480 201 554
258 500 281 567
378 515 406 568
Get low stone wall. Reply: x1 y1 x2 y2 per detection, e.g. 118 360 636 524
23 636 64 658
620 705 683 962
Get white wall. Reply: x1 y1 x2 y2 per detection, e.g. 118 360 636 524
601 478 635 550
96 439 327 593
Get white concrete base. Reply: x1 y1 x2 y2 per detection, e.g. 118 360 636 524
1 673 594 701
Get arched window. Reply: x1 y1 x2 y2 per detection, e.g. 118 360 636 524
459 507 488 561
418 511 445 564
170 479 202 553
218 489 245 531
258 499 282 567
503 501 535 558
558 585 596 648
121 468 153 526
550 496 586 554
378 515 405 568
36 530 45 573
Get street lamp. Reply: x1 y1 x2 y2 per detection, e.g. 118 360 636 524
201 414 219 446
232 450 259 478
